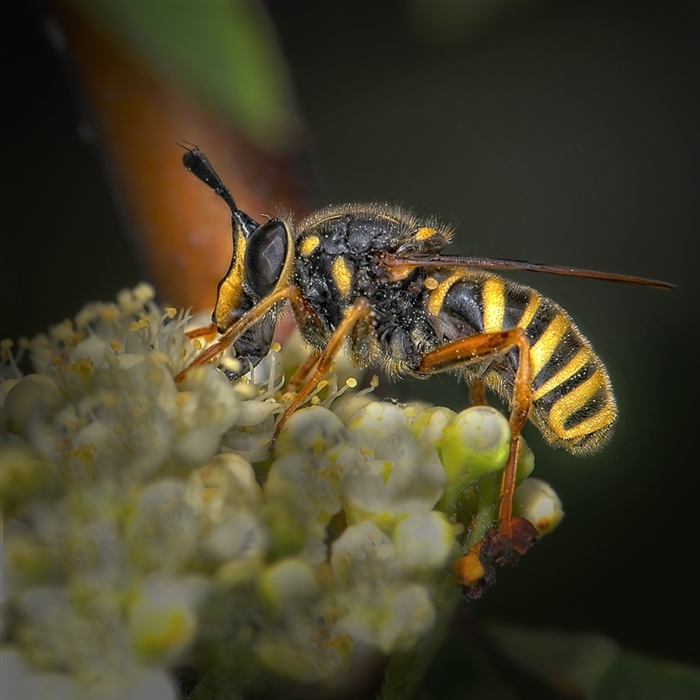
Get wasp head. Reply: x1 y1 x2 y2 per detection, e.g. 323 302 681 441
182 146 295 372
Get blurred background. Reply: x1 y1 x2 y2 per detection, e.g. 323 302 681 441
3 0 698 675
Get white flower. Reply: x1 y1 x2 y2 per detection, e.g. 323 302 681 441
332 582 437 654
0 284 562 697
341 402 446 527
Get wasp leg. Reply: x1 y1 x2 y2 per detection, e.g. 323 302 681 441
184 323 218 341
175 285 305 384
416 328 532 548
287 351 322 391
469 378 487 406
273 297 372 446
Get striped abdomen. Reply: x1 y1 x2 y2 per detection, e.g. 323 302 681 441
427 271 617 454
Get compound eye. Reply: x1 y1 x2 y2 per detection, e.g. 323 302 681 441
244 219 289 299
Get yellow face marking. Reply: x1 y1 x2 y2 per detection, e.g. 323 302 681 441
481 278 505 332
517 291 541 329
331 257 353 297
548 370 616 439
213 232 246 330
529 312 568 377
532 347 593 401
416 226 437 241
423 276 439 290
427 272 464 316
300 234 320 256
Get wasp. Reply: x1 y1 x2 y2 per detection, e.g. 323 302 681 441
175 147 673 594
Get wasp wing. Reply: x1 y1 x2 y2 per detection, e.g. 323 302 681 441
383 253 674 290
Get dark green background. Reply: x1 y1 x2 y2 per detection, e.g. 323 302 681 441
3 0 698 670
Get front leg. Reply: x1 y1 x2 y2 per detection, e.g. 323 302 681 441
287 351 322 391
175 285 305 384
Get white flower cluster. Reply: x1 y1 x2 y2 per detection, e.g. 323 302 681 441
0 285 563 699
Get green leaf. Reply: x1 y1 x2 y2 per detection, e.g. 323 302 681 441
485 622 618 696
485 622 700 700
69 0 299 151
594 651 700 700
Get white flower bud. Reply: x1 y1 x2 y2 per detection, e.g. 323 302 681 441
0 444 63 514
513 478 565 535
186 452 262 519
235 397 279 426
201 514 267 562
129 576 211 664
3 375 63 436
259 558 320 613
410 406 457 447
441 406 511 486
393 510 457 572
330 520 395 585
274 405 347 456
333 583 436 654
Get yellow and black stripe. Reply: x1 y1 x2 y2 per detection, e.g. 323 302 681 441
429 271 617 454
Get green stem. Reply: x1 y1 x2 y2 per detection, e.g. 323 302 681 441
464 473 501 550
